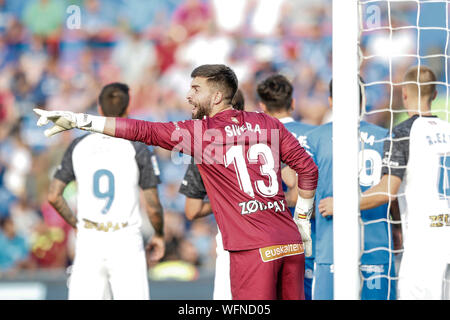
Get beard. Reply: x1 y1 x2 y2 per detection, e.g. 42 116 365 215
191 101 211 120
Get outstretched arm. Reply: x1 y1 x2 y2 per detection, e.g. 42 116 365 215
34 109 196 154
318 174 402 216
360 174 402 210
102 117 116 137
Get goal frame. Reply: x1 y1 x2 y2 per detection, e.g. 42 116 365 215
332 0 361 300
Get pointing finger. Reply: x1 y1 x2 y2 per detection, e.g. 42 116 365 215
33 108 47 116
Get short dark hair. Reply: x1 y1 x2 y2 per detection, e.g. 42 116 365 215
256 74 293 112
191 64 238 104
98 83 130 117
231 89 245 111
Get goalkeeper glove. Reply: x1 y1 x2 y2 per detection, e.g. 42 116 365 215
294 195 314 257
34 108 106 137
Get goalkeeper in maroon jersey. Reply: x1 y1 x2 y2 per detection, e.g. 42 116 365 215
34 64 318 300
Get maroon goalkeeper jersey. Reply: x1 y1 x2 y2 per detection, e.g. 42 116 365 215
115 109 318 251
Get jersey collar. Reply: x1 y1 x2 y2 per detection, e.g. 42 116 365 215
211 108 239 119
278 117 295 124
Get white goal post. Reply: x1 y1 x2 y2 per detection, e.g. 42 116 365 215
332 0 361 300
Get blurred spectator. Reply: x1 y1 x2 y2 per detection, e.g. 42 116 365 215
4 16 27 60
0 0 12 34
161 210 187 262
111 29 158 89
82 0 116 40
118 0 180 34
1 123 32 199
30 201 72 269
29 220 69 269
178 238 201 266
154 29 181 75
0 34 15 70
32 56 61 107
249 0 286 37
211 0 248 34
22 0 64 38
0 82 15 139
10 69 35 115
0 216 35 275
46 77 95 112
176 21 234 68
160 181 188 214
186 218 216 267
172 0 212 39
21 35 47 80
149 210 201 281
0 0 28 23
22 0 64 57
9 195 42 245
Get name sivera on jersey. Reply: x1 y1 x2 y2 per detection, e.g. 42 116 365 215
225 122 262 137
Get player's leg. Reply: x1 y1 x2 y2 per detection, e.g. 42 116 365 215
213 230 231 300
361 261 397 300
398 254 446 300
108 231 150 300
68 233 109 300
360 264 385 300
304 257 315 300
229 249 279 300
277 253 305 300
313 263 334 300
68 265 110 300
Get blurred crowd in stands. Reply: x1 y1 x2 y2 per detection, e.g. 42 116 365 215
0 0 446 280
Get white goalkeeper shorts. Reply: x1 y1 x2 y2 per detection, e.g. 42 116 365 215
213 228 232 300
68 226 149 300
398 250 450 300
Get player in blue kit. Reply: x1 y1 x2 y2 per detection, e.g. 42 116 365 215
306 80 396 300
256 74 316 300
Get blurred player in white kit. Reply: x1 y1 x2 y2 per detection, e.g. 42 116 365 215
47 83 165 300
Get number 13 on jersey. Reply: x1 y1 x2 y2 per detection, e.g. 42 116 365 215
224 143 279 198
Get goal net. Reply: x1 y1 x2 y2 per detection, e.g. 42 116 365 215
333 0 449 299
